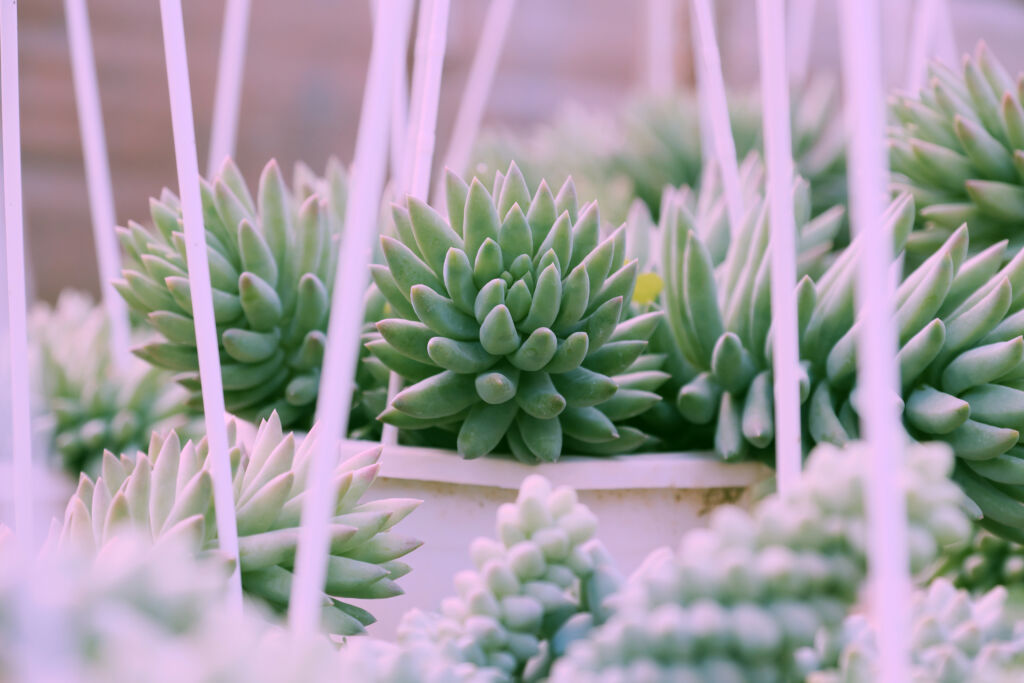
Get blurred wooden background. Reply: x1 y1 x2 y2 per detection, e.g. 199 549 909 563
16 0 1024 302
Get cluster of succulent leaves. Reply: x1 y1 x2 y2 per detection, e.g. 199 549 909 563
472 78 845 225
115 157 347 430
547 440 972 682
805 578 1024 682
890 42 1024 265
29 290 194 475
943 527 1024 593
0 529 339 683
393 475 621 681
57 412 420 635
368 163 667 462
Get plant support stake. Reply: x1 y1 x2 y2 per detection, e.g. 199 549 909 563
158 0 243 612
289 0 410 635
786 0 816 84
207 0 251 177
434 0 517 207
690 0 744 237
383 0 451 446
838 0 912 680
756 0 802 493
905 0 957 94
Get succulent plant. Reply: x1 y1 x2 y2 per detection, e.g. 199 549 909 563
368 163 667 461
548 440 972 682
1 530 339 683
663 186 1024 539
30 290 194 475
57 412 421 635
943 528 1024 592
804 579 1024 682
337 635 503 683
114 157 346 430
396 474 621 681
889 42 1024 263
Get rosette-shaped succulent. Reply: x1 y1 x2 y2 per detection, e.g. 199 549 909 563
57 413 421 635
369 163 666 461
889 43 1024 262
115 157 346 429
549 441 972 682
1 531 339 683
944 528 1024 592
397 475 621 681
30 290 194 475
665 188 1024 539
804 579 1024 682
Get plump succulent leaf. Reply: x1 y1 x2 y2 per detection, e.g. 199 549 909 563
372 163 667 462
56 412 421 635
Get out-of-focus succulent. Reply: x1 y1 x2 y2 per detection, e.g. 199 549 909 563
0 530 339 683
805 579 1024 682
115 157 346 430
30 290 193 475
57 412 421 635
369 163 667 462
548 440 972 682
396 474 621 682
336 631 505 683
944 528 1024 592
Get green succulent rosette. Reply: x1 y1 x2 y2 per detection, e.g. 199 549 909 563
57 412 421 635
805 579 1024 682
114 157 347 430
548 441 972 682
30 289 194 475
890 42 1024 263
368 163 667 462
943 528 1024 593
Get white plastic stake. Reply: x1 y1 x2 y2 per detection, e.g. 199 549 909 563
383 0 451 446
1 0 33 541
207 0 251 177
158 0 243 612
645 0 675 94
756 0 802 493
838 0 912 681
433 0 517 206
786 0 817 84
690 0 744 236
906 0 957 94
371 0 414 181
63 0 131 365
289 0 411 635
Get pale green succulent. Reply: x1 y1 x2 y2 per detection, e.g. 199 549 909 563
943 528 1024 593
890 42 1024 262
1 530 339 683
115 157 347 430
30 289 194 475
548 440 972 682
369 163 666 462
805 579 1024 682
57 412 421 635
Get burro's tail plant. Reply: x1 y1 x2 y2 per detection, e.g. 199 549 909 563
115 157 346 429
889 42 1024 261
548 440 972 682
395 474 621 681
30 290 193 475
368 162 667 461
57 412 421 635
665 186 1024 541
805 578 1024 682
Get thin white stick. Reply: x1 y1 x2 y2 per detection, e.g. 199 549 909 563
906 0 953 93
207 0 251 177
63 0 131 366
398 0 432 196
646 0 676 94
756 0 802 494
289 0 410 635
158 0 243 612
370 0 414 181
838 0 912 681
690 0 744 237
932 0 957 67
1 0 33 542
433 0 517 206
383 0 451 446
786 0 817 84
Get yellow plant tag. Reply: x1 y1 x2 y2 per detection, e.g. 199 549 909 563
633 272 663 306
